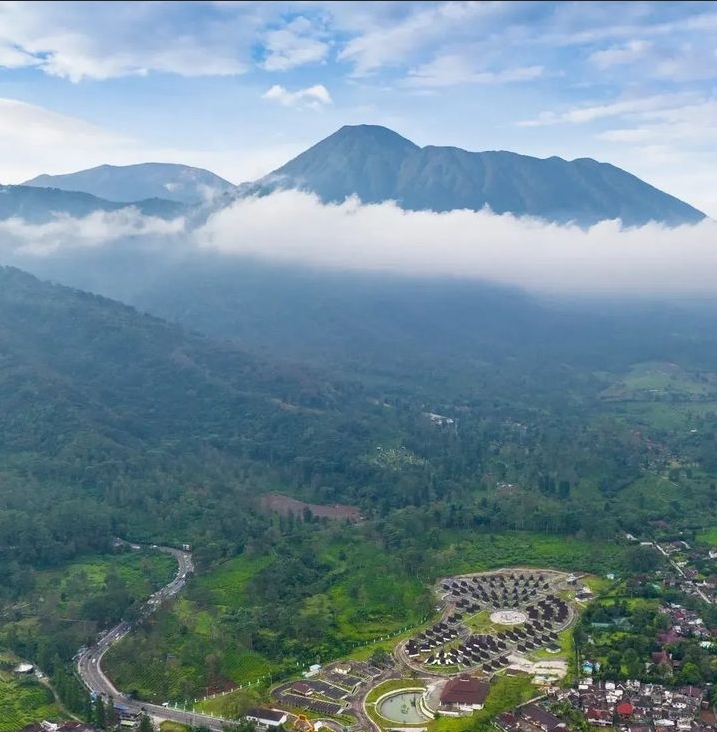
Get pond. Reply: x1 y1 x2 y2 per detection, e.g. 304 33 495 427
377 691 430 724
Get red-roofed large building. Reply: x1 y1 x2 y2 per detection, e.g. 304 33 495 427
439 674 490 711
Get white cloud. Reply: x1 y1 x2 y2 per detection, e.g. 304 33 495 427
0 1 256 80
0 209 184 256
0 41 38 68
589 39 651 68
260 16 330 71
192 190 717 297
337 1 508 75
407 53 543 88
0 97 305 186
518 93 694 127
262 84 332 108
0 98 132 181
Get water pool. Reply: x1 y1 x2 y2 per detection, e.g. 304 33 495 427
377 691 430 723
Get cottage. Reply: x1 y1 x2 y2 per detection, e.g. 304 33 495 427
521 703 564 732
586 708 612 726
291 682 313 696
245 709 289 729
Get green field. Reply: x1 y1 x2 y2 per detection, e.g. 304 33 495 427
195 685 262 718
432 532 624 577
697 526 717 546
103 527 622 705
160 723 191 732
36 548 177 601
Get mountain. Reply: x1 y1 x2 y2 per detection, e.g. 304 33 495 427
16 126 704 226
247 124 705 227
0 184 185 222
24 162 236 205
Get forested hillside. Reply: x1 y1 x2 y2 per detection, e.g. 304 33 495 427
4 265 717 699
2 264 717 576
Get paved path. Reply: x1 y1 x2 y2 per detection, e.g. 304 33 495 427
76 545 233 731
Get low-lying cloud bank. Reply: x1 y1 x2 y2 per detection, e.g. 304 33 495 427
0 208 184 255
197 191 717 297
2 190 716 297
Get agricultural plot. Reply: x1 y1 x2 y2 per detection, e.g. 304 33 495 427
0 674 61 732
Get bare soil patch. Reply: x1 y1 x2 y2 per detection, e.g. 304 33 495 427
259 493 363 522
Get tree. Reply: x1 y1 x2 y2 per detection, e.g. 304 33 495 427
138 714 156 732
624 545 661 573
93 696 106 729
106 697 115 728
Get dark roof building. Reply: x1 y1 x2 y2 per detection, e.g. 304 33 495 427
521 703 564 732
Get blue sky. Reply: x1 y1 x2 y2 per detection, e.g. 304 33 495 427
1 0 716 216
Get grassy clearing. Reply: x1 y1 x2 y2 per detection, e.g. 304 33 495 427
464 609 520 636
195 685 261 717
581 575 616 595
198 554 273 609
433 532 623 577
159 723 190 732
529 625 574 662
697 526 717 546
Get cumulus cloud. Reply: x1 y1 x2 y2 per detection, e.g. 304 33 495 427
0 209 184 256
262 84 332 107
2 191 717 299
260 16 330 71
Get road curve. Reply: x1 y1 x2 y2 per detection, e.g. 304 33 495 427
76 545 232 731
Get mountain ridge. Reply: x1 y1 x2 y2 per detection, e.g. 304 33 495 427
23 162 236 205
0 184 185 222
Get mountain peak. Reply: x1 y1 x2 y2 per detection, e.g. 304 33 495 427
257 124 704 226
329 124 420 149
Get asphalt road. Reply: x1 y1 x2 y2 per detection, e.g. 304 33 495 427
76 545 232 731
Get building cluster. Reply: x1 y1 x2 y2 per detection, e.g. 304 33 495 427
497 680 715 732
570 679 712 731
272 659 387 717
659 603 710 640
402 570 573 674
443 572 553 610
496 702 572 732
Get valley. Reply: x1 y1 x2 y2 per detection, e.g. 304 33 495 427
3 2 717 731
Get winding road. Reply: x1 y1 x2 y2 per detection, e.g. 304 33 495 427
76 545 232 731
